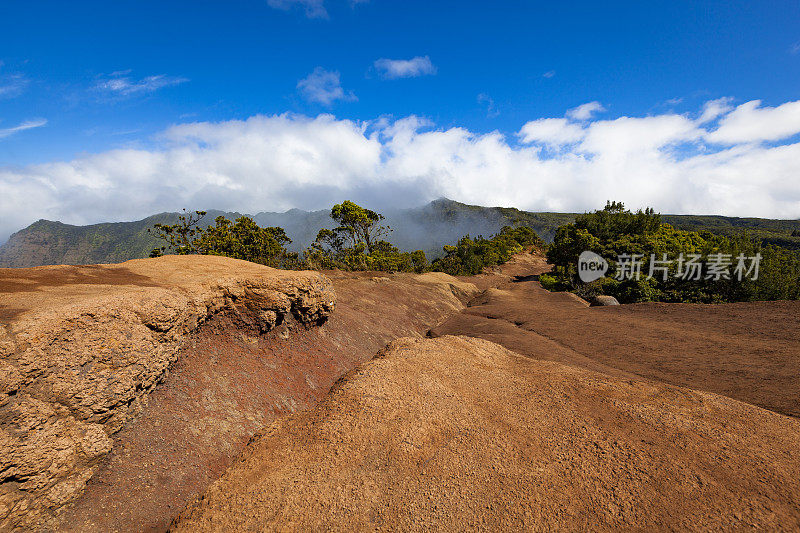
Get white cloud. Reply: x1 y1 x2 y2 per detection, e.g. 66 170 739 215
697 97 734 124
297 67 357 105
518 118 584 146
2 99 800 243
706 100 800 144
267 0 327 18
791 42 800 54
374 56 437 79
580 114 701 155
566 101 605 121
95 72 188 96
0 118 47 139
542 70 555 78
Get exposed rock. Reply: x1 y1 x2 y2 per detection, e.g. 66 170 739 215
173 335 800 531
52 268 477 532
0 255 334 531
590 294 620 306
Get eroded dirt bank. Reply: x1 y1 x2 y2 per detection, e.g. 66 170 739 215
0 257 477 531
0 256 336 530
5 251 800 531
55 270 476 532
173 335 800 531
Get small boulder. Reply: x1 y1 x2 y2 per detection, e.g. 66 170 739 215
590 295 620 307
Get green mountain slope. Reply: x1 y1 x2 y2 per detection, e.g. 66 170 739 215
1 199 798 268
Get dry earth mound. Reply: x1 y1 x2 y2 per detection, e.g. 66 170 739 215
173 335 800 531
435 255 800 418
54 268 476 533
0 258 477 532
0 255 334 530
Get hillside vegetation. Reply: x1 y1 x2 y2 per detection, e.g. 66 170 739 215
1 198 799 268
542 202 800 303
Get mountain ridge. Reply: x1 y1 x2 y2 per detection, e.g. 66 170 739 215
1 199 799 268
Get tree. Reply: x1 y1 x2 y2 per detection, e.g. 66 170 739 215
329 200 391 253
148 209 207 256
543 202 800 304
196 215 292 267
430 226 545 276
148 210 295 268
308 201 427 272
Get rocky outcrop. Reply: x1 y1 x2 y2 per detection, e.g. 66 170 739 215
0 255 334 530
52 268 477 532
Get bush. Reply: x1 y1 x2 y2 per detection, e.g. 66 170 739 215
307 201 427 273
544 202 800 303
430 225 545 276
149 211 297 268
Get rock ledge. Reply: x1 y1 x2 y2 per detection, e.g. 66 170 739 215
0 255 334 530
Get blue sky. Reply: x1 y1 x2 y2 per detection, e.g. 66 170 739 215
1 0 799 239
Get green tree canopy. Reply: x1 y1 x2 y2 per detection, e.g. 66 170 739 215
307 201 427 273
149 211 297 268
329 200 392 253
543 202 800 303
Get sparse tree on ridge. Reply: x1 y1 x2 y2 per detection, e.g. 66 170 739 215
329 200 392 254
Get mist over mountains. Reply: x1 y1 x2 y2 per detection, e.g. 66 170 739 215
1 198 798 268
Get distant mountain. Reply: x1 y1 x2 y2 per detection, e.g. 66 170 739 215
1 199 798 268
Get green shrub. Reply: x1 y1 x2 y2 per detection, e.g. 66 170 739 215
306 201 427 273
430 226 545 276
544 202 800 303
149 210 296 268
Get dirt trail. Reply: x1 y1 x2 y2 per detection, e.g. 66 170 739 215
434 252 800 418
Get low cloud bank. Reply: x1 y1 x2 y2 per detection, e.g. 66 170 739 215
2 98 800 242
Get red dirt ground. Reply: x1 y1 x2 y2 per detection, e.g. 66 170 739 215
53 270 474 532
435 253 800 418
6 252 800 530
172 335 800 531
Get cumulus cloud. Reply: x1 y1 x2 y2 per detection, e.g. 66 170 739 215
95 72 188 96
697 97 734 124
374 56 437 79
2 99 800 243
706 100 800 144
297 67 357 105
566 101 605 121
518 118 584 146
0 118 47 139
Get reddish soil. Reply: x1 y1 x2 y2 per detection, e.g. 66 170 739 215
7 252 800 530
172 336 800 531
434 253 800 418
53 270 474 532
